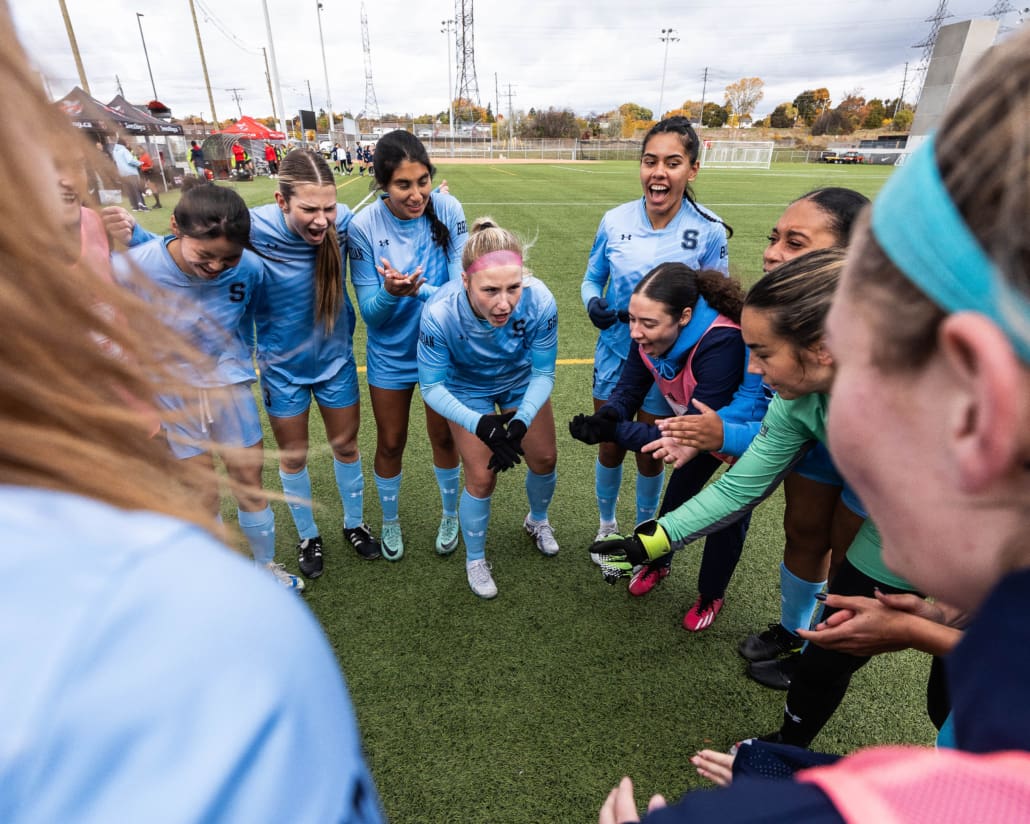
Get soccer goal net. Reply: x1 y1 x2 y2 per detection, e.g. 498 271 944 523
700 141 774 169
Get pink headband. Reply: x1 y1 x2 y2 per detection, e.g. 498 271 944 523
465 250 523 274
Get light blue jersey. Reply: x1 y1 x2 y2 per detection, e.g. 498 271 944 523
418 277 558 432
0 486 383 823
111 237 261 388
248 203 354 385
582 197 729 406
348 191 468 388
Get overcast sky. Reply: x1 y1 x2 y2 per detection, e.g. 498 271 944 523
10 0 1024 124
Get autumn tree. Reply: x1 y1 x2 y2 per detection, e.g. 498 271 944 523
835 90 867 131
891 108 914 132
723 77 764 120
518 107 579 139
768 103 799 128
701 102 729 127
619 102 653 123
862 98 888 129
793 88 831 125
811 109 855 136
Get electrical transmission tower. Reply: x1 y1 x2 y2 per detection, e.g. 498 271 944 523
454 0 481 124
911 1 953 101
985 1 1014 18
360 2 380 123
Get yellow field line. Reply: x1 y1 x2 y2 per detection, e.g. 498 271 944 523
488 165 518 177
337 176 366 190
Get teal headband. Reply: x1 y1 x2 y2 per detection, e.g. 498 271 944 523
870 135 1030 363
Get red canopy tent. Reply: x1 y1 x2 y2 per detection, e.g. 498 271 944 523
213 116 285 140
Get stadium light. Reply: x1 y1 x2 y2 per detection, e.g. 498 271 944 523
441 19 456 157
657 28 679 122
136 12 158 102
316 2 335 139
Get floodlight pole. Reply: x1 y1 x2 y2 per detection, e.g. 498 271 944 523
441 19 456 157
317 2 336 138
136 12 158 101
657 28 679 121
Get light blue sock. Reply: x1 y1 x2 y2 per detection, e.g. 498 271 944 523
636 470 665 523
780 562 827 635
595 459 622 523
459 489 491 562
374 470 402 523
434 464 460 517
334 456 365 530
239 505 276 565
279 466 319 540
526 469 557 522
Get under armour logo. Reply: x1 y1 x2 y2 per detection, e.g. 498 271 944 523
379 239 390 247
621 234 632 241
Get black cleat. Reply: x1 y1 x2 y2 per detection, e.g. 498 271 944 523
746 653 800 691
344 524 381 560
297 536 324 579
738 622 803 662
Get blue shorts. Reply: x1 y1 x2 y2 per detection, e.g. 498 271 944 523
454 385 526 416
367 351 417 390
159 383 263 460
260 357 360 418
592 347 673 418
795 443 867 518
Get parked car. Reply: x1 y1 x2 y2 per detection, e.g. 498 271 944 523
839 151 865 164
820 150 840 163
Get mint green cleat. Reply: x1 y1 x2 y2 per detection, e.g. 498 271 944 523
381 520 404 561
435 515 460 555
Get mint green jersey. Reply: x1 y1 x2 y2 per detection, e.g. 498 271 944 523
657 393 911 590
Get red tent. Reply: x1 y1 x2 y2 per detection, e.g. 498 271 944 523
213 116 285 140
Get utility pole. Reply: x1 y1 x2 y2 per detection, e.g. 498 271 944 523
262 48 278 126
116 75 125 97
58 0 90 94
187 0 218 126
657 28 679 121
306 79 315 112
894 62 910 118
504 83 516 147
136 12 158 101
316 2 335 137
698 66 709 126
261 0 288 135
441 19 455 156
227 87 245 118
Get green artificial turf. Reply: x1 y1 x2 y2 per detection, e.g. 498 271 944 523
138 161 933 824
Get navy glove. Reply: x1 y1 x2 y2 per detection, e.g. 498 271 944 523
477 411 522 473
488 418 528 473
587 297 618 330
568 412 618 445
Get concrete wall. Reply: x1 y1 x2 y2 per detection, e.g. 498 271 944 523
910 18 999 146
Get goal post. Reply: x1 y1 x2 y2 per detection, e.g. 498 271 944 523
699 140 774 170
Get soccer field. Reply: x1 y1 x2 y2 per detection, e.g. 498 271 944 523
138 161 931 823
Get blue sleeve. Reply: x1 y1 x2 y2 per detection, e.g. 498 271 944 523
604 346 652 421
717 369 772 457
642 777 842 824
353 280 401 328
130 222 158 247
698 219 729 275
514 293 558 426
417 310 480 433
581 222 610 307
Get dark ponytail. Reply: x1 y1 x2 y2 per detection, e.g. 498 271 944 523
373 129 451 256
635 262 744 323
641 116 734 239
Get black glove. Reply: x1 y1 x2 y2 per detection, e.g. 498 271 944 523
487 418 528 473
568 412 618 445
477 411 522 473
587 297 618 330
588 519 673 574
617 308 630 323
